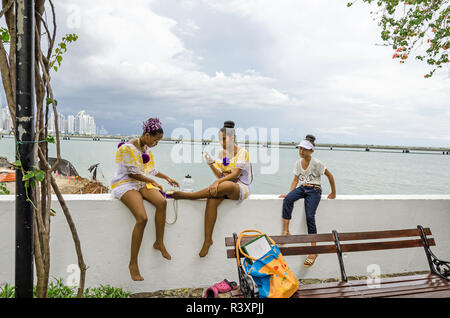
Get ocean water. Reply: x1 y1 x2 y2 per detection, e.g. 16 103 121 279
1 136 449 195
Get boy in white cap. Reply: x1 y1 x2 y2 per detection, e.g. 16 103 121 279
279 134 336 267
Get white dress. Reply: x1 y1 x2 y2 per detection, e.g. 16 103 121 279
110 143 159 199
213 147 252 200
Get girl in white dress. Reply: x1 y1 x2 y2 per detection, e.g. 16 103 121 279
172 121 252 257
110 118 179 281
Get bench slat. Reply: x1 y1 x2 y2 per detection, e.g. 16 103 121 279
299 273 433 290
231 274 450 298
387 289 450 298
225 228 432 247
298 276 449 297
226 238 435 258
226 244 338 258
336 228 432 241
297 285 450 298
340 238 435 253
225 233 334 246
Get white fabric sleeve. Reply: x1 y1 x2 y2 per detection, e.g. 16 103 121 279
125 164 143 176
235 150 250 170
146 168 159 177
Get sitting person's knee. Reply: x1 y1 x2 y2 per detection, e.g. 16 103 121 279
136 215 148 225
283 196 293 204
155 198 167 210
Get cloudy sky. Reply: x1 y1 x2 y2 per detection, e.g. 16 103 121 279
27 0 450 146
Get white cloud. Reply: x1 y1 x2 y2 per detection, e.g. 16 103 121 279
53 0 299 118
49 0 450 146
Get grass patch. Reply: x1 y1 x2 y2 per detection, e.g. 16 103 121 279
0 278 131 298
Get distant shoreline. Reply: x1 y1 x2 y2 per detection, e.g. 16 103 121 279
1 132 449 152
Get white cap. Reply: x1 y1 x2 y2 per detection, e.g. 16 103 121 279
297 139 314 150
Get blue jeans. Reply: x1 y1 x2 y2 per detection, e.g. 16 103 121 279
282 185 322 234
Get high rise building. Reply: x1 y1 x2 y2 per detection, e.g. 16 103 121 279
48 112 66 133
0 107 98 136
67 115 75 134
0 107 12 132
75 110 96 135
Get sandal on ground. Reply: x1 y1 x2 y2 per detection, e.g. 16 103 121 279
204 279 238 298
304 254 318 268
215 279 238 293
204 285 218 298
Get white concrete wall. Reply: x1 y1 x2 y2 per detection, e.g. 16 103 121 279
1 194 450 293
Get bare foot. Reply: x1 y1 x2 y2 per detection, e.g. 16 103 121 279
199 240 213 257
153 241 172 260
129 263 144 281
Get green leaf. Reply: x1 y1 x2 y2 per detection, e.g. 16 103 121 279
46 135 56 144
22 171 35 181
34 170 45 182
2 32 10 42
46 98 58 107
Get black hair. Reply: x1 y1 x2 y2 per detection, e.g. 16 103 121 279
144 128 164 136
142 118 164 136
219 120 236 139
305 134 316 146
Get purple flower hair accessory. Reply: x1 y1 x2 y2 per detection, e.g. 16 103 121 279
142 153 150 164
222 157 230 166
117 142 125 149
142 118 163 134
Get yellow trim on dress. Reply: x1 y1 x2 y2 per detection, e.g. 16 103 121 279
111 144 157 189
214 148 250 172
146 183 159 190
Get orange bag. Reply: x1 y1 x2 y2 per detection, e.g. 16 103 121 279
236 230 299 298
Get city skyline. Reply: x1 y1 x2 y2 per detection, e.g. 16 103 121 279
0 106 107 136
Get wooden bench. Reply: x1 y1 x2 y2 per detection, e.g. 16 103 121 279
225 225 450 298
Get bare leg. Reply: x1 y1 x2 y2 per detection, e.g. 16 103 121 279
140 187 171 260
120 190 148 281
172 187 211 200
282 218 290 234
199 197 225 257
173 181 240 257
173 181 240 200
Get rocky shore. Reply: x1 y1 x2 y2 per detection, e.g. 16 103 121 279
2 175 109 195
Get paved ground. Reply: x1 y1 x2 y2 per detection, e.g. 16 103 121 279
129 270 430 298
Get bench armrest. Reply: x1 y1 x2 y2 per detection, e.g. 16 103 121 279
418 225 450 281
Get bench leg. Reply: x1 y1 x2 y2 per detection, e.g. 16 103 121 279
333 230 348 282
238 267 257 298
233 232 257 298
418 225 450 281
